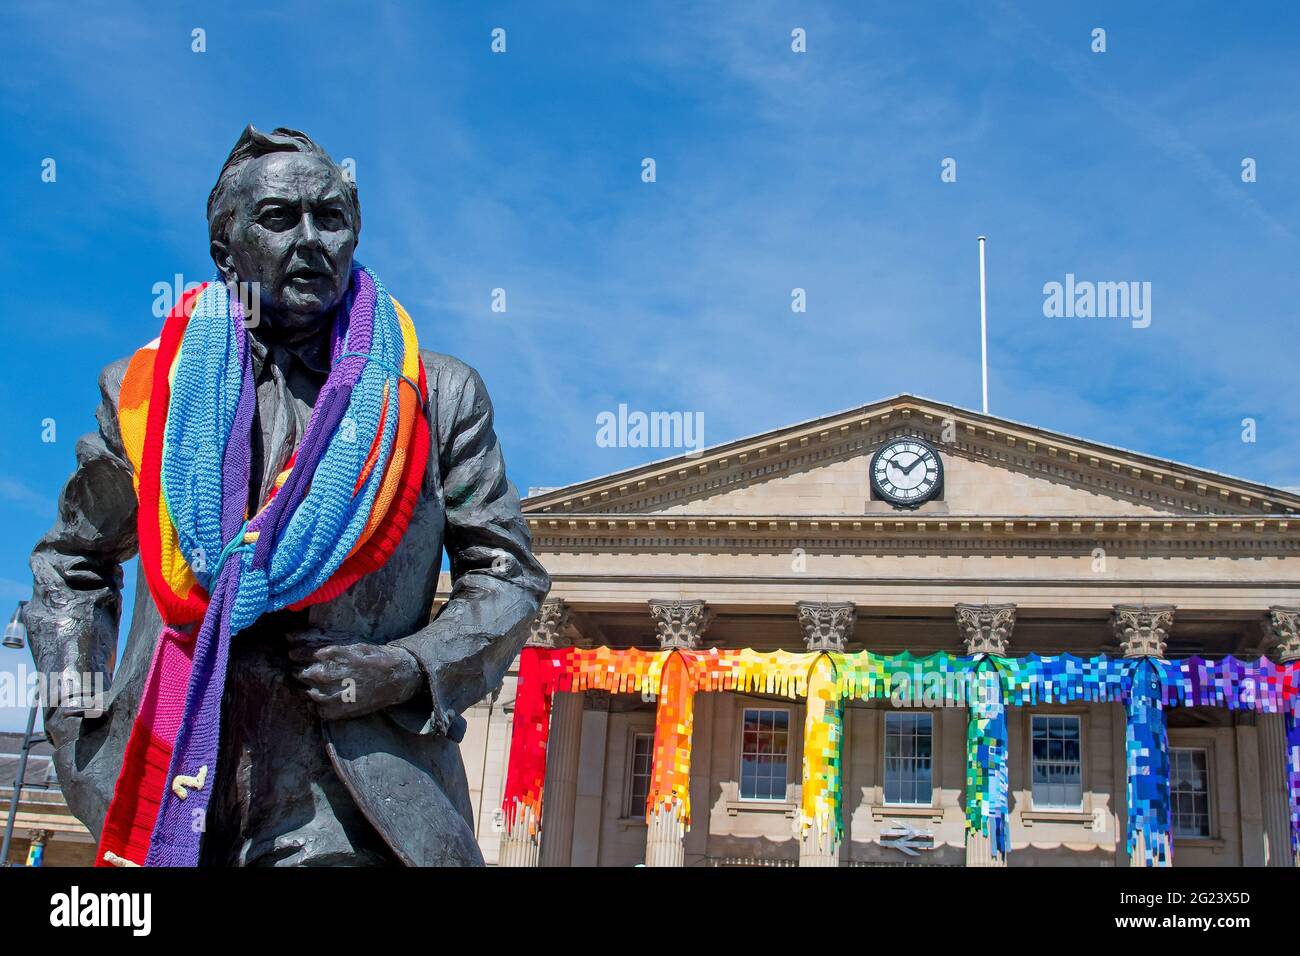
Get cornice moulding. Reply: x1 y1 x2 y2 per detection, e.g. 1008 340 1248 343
525 514 1299 554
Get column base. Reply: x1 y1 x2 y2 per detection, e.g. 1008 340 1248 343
498 805 541 867
965 828 1006 867
644 804 686 867
798 826 840 867
1129 830 1172 868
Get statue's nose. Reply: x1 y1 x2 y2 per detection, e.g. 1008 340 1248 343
297 212 322 248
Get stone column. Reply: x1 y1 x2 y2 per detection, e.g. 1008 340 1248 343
965 828 1003 866
964 688 1010 867
795 602 853 866
1115 605 1175 867
570 692 611 866
499 599 570 867
956 604 1016 866
1287 713 1300 869
25 830 50 867
1267 607 1300 866
644 652 695 867
1258 713 1292 866
497 811 540 866
644 807 686 866
644 600 710 867
538 692 583 866
526 600 585 867
1234 712 1267 866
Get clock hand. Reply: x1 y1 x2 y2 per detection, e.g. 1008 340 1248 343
901 456 926 475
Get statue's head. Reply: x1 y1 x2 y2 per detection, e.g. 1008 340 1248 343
208 126 360 334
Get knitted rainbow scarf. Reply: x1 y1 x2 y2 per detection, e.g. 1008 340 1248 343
96 265 429 867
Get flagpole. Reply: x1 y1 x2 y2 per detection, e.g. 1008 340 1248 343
978 235 989 415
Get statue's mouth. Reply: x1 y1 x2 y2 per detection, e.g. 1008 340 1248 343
287 268 332 285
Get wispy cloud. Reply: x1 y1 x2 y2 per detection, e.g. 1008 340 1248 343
0 477 54 518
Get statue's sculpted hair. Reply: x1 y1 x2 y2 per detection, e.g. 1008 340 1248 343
207 125 360 248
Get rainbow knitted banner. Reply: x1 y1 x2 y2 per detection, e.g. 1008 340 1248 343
1287 713 1300 859
966 692 1009 857
97 266 428 867
1125 662 1173 866
504 646 1300 864
799 654 843 848
647 652 696 831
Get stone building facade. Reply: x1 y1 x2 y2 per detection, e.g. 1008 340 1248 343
0 731 95 866
459 395 1300 867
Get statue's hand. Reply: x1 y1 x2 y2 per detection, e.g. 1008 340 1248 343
287 629 424 720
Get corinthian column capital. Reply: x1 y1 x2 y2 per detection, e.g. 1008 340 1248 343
1112 604 1175 659
1268 606 1300 663
527 598 572 649
648 599 711 650
954 603 1016 656
795 601 856 652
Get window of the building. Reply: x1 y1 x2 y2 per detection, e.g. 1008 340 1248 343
740 707 790 801
1170 748 1211 839
1031 714 1083 809
627 732 654 816
884 712 933 805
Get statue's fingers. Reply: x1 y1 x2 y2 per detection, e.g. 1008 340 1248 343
294 662 342 688
305 686 341 705
293 662 321 682
308 688 357 720
288 643 350 667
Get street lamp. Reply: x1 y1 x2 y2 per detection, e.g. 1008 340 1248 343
2 601 43 866
2 601 26 649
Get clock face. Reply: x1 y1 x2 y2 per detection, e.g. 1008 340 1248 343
870 438 943 507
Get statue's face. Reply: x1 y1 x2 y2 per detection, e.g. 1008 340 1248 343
213 151 358 333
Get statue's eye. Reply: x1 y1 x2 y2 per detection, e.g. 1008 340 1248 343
316 208 347 230
256 207 295 230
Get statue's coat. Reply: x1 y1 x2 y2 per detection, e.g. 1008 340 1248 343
27 343 549 866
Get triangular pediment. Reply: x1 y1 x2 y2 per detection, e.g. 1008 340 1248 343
523 395 1300 519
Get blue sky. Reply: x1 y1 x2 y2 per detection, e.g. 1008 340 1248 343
2 1 1299 730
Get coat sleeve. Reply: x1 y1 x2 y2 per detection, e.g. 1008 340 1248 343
27 358 139 752
390 360 550 740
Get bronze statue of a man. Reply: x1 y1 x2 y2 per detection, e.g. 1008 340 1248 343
26 126 549 866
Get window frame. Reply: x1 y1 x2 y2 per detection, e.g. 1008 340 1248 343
624 730 656 819
882 710 936 807
1168 745 1213 841
737 704 793 803
1028 712 1085 812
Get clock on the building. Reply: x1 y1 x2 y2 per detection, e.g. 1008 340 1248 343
870 437 943 507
